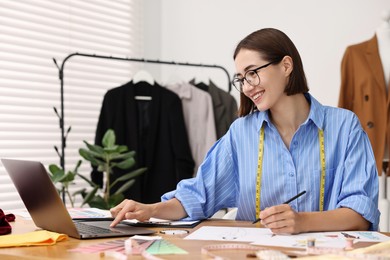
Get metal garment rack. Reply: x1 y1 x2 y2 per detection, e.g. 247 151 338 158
52 52 232 201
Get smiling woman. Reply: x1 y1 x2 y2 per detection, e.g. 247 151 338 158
0 0 145 211
107 28 379 236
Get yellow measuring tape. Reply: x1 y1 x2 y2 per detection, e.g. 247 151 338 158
318 129 325 211
255 126 325 220
255 126 265 217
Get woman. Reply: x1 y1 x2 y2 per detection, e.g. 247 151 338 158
110 28 379 234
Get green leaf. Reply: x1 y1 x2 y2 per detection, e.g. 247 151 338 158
81 186 99 207
114 179 135 195
113 157 135 170
87 195 108 209
79 149 105 166
79 147 105 160
110 151 136 161
83 142 104 154
48 165 65 183
102 129 115 148
73 160 82 172
48 164 62 174
72 188 86 197
108 194 124 208
103 145 119 153
79 148 94 160
50 173 63 183
61 171 76 182
76 173 97 187
110 168 146 188
115 168 146 182
117 145 128 153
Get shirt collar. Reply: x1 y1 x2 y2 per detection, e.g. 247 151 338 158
304 93 325 130
255 93 325 132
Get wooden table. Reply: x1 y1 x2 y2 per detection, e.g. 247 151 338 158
0 217 383 259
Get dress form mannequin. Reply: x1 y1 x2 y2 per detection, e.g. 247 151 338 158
376 10 390 88
377 10 390 161
376 10 390 232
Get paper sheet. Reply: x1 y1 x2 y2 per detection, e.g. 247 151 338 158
185 226 274 242
252 232 347 249
185 226 390 249
67 208 111 219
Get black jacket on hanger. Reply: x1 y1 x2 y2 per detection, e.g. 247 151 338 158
92 81 194 203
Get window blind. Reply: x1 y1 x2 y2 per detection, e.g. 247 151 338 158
0 0 145 211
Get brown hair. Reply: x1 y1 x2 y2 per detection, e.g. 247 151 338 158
233 28 309 116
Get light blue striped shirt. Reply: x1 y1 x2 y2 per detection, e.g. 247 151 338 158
162 94 380 230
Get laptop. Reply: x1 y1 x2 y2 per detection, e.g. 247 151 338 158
2 158 155 239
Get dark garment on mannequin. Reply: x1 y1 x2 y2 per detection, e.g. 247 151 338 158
92 81 194 203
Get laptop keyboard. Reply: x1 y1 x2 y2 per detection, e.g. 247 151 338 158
74 221 113 234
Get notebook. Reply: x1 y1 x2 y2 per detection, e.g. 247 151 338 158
2 158 155 239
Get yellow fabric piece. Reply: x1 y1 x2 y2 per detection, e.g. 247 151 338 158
0 230 68 248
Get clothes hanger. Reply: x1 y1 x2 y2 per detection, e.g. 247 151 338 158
133 70 155 85
132 70 154 100
164 67 186 86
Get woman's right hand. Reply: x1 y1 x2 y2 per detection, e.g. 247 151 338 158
109 199 154 227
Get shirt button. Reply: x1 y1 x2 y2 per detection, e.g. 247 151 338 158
289 172 294 177
367 122 374 128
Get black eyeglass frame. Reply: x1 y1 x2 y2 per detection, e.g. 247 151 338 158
232 60 278 92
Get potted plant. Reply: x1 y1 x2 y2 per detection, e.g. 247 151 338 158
78 129 146 209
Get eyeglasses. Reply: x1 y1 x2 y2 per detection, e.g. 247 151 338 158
232 61 277 93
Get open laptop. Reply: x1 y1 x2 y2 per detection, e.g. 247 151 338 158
2 158 155 239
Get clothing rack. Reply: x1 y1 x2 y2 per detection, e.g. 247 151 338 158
52 52 232 202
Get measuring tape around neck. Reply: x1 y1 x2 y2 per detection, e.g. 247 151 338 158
255 125 265 217
255 126 326 220
318 129 325 211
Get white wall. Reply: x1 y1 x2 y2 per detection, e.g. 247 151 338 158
144 0 390 106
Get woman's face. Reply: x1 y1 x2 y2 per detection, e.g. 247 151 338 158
234 49 290 112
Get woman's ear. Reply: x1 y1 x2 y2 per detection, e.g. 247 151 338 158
281 56 293 76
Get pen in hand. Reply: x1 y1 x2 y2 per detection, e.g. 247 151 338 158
252 190 307 224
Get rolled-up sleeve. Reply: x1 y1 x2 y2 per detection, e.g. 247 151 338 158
162 134 238 220
337 124 380 230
